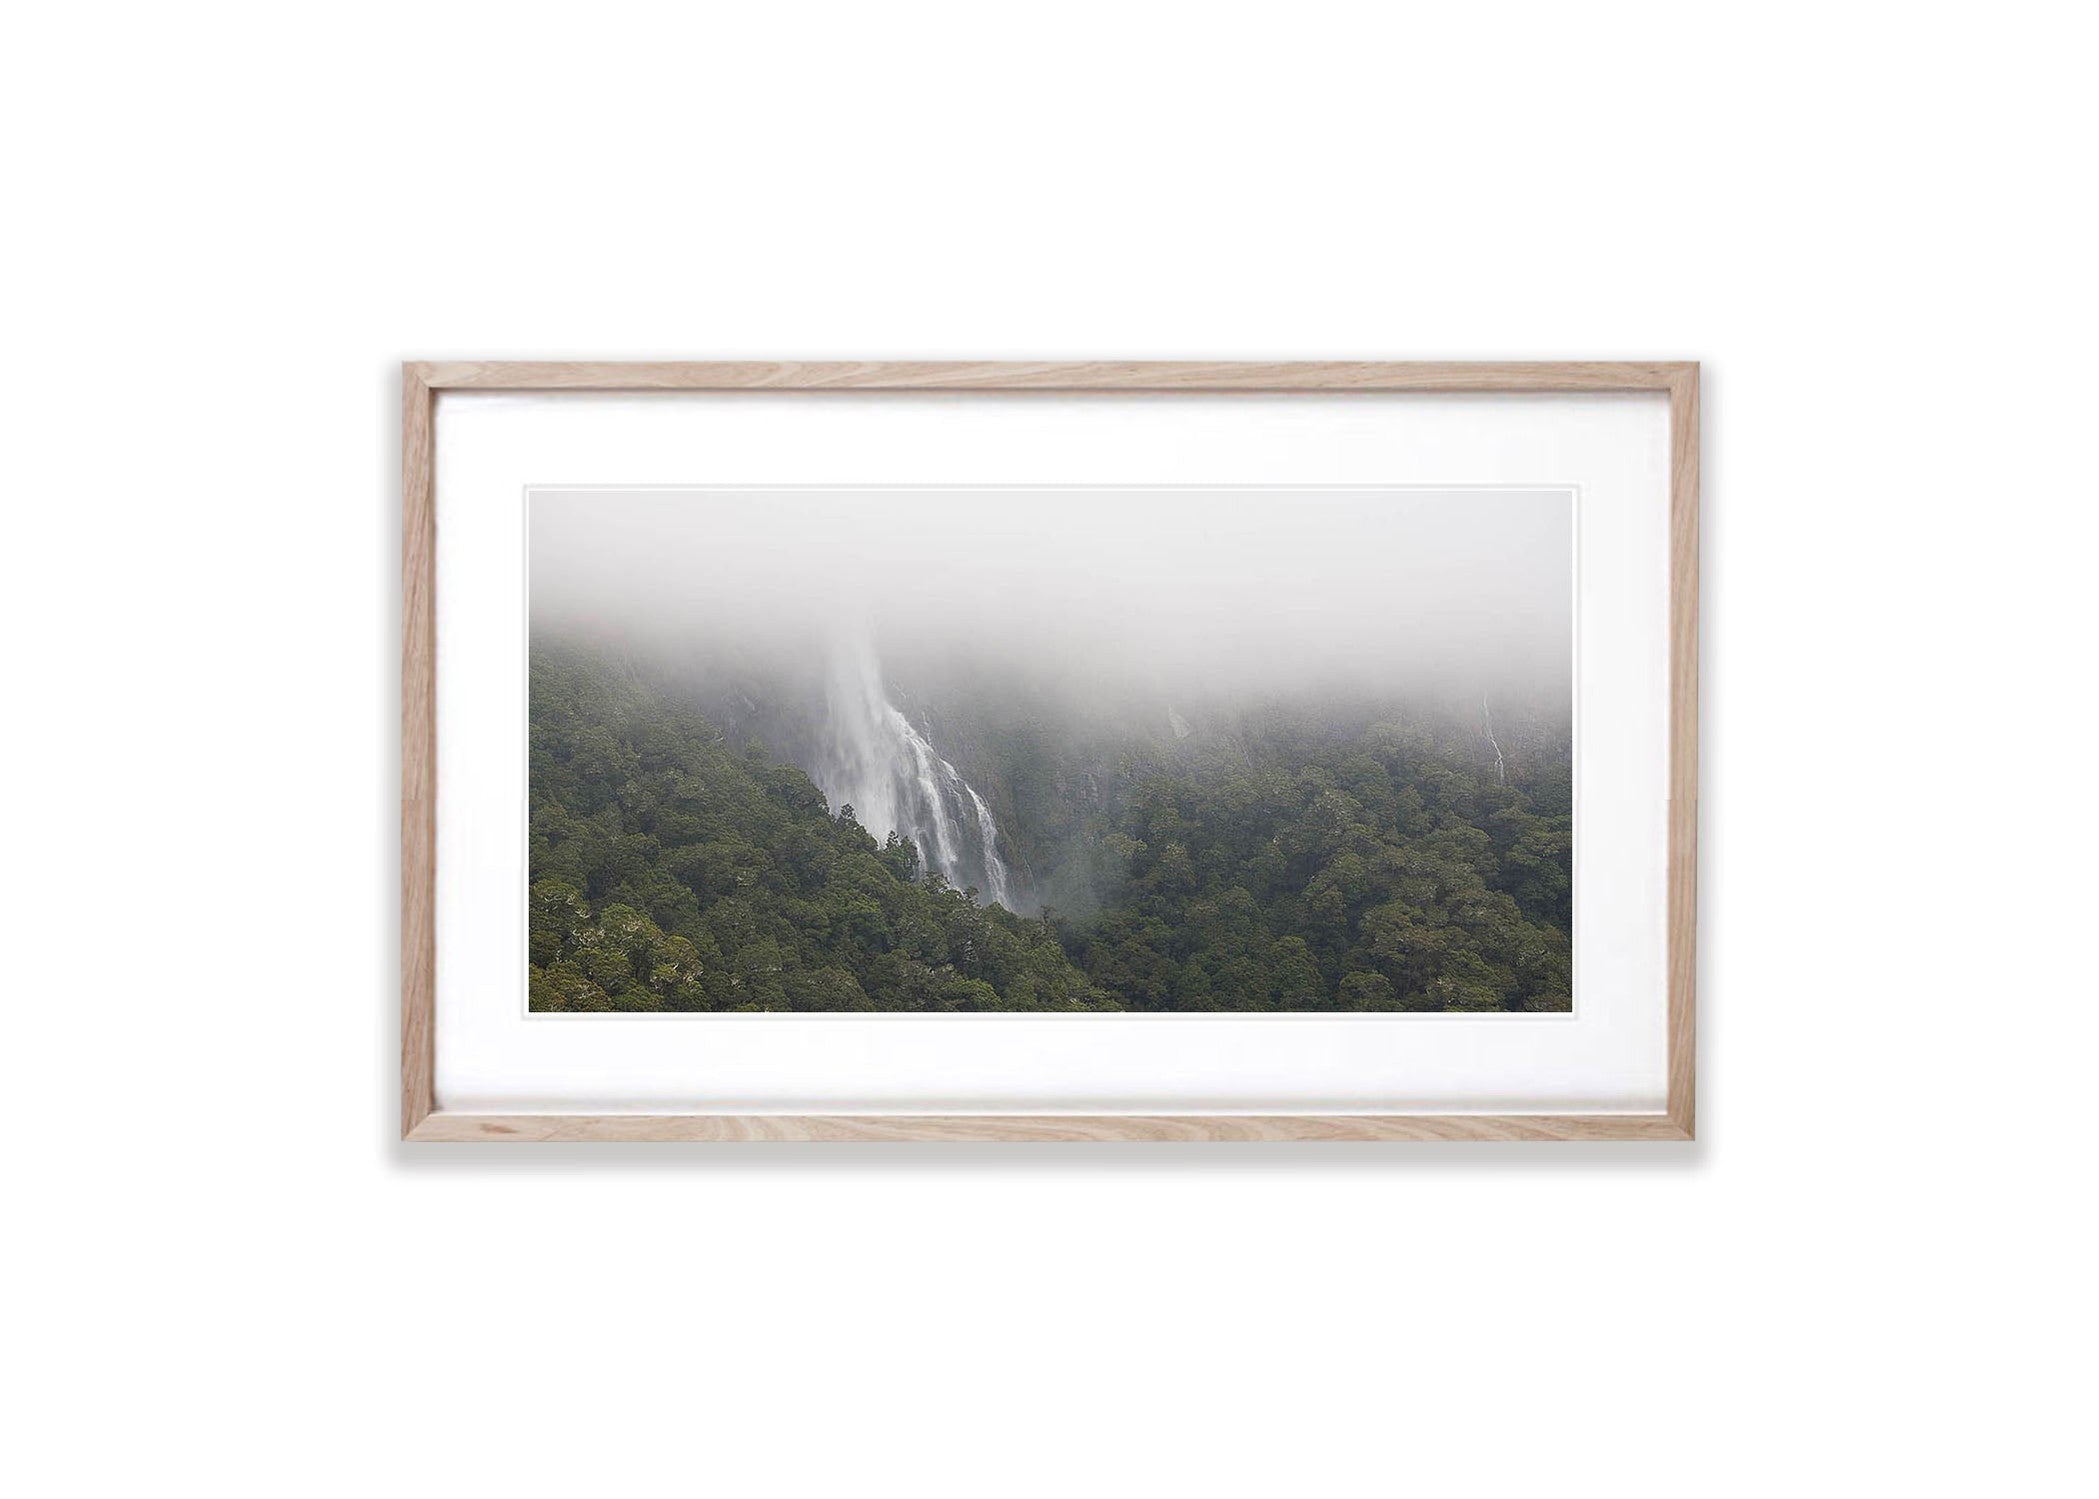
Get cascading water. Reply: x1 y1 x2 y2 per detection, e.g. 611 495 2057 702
814 637 1016 908
961 785 1013 909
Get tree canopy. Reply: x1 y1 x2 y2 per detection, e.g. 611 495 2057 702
528 645 1571 1013
529 651 1105 1013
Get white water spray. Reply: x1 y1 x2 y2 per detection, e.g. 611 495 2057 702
1482 693 1506 785
814 636 1016 908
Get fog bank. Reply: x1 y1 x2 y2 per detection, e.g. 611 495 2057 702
530 486 1572 702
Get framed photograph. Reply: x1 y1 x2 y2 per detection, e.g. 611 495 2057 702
403 362 1697 1140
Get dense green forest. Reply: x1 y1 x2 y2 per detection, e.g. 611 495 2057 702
528 646 1572 1013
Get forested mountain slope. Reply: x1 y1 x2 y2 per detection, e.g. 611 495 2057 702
529 651 1101 1013
528 644 1572 1013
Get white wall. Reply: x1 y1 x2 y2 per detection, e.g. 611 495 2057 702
9 4 2091 1496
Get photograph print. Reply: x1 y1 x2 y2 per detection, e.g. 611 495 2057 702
527 487 1573 1015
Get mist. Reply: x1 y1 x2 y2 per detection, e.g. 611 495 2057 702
529 486 1572 704
530 486 1572 913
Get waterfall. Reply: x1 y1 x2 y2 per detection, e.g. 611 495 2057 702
814 637 1016 908
962 785 1014 909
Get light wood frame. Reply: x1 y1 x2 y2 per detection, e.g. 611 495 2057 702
403 361 1698 1142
